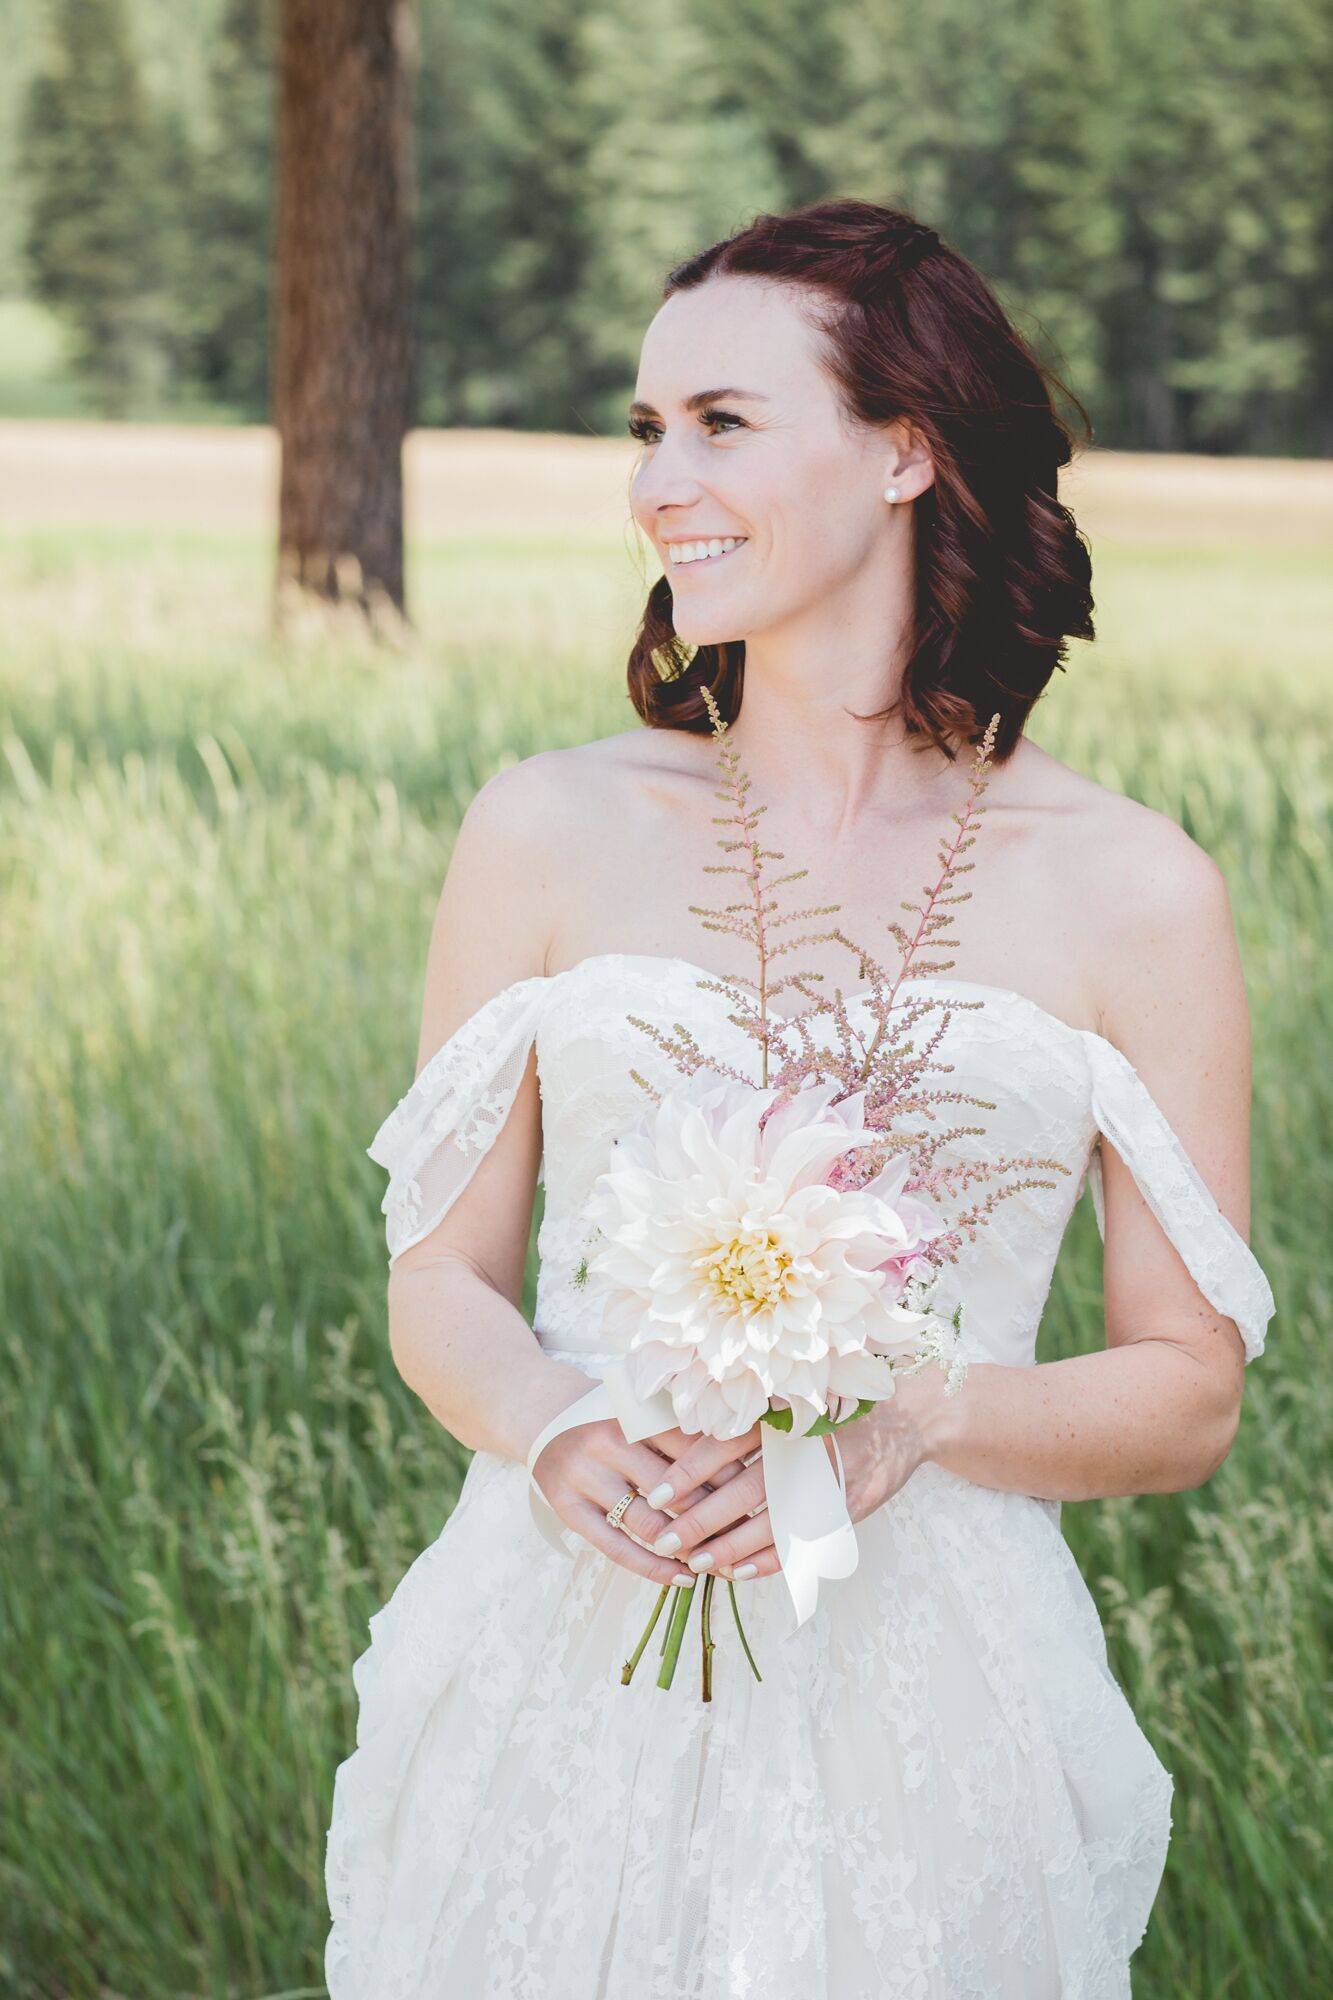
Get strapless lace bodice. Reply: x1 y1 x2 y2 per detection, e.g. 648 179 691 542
367 950 1275 1372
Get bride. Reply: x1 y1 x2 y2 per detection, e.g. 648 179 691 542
324 198 1274 1998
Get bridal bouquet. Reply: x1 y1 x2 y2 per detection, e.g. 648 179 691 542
559 695 1070 1697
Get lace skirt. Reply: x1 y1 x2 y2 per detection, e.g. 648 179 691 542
323 1449 1171 2000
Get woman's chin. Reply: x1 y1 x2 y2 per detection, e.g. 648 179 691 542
670 615 749 649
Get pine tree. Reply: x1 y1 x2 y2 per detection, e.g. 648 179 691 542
412 0 511 426
185 0 275 419
421 0 601 429
19 0 187 415
1159 0 1333 454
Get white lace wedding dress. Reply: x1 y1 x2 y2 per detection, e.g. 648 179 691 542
323 952 1275 2000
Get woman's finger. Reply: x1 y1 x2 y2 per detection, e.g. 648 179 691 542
585 1462 688 1551
723 1544 780 1581
590 1433 748 1508
567 1499 700 1588
606 1434 752 1517
687 1512 779 1579
659 1449 750 1514
649 1462 768 1559
642 1425 763 1510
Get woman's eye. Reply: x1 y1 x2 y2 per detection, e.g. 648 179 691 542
626 409 743 444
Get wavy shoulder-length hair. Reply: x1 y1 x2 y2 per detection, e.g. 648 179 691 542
626 196 1095 766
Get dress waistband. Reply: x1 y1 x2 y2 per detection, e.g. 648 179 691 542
538 1342 620 1376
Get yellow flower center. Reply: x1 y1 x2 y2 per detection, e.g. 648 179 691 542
702 1227 796 1315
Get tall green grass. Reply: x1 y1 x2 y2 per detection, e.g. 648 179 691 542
0 526 1326 1996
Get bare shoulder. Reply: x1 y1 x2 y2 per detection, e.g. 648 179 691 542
435 727 662 981
453 729 646 860
1021 741 1251 1153
411 743 600 1070
1015 743 1255 1244
521 724 691 818
479 724 688 884
1050 756 1239 1043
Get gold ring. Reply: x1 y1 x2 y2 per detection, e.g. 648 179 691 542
605 1489 635 1530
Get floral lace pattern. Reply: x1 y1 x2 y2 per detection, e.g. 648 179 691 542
1082 1033 1272 1360
330 954 1275 1998
366 976 548 1261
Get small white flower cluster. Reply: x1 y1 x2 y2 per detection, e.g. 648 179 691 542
898 1266 942 1314
892 1278 970 1398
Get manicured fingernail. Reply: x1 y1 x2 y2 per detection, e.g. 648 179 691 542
653 1530 681 1555
646 1481 674 1508
671 1572 696 1586
687 1551 715 1572
733 1563 758 1579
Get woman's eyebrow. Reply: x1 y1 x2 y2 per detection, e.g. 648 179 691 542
628 387 770 418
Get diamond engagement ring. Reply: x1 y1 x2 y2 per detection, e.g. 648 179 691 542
605 1489 636 1530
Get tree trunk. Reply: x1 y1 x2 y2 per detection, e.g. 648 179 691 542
273 0 415 621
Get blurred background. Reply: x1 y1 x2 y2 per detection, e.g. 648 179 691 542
0 1 1328 1996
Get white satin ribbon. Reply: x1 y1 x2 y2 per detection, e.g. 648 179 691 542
759 1416 859 1625
523 1362 858 1627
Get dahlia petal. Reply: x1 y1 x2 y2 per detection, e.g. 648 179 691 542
757 1078 845 1157
829 1348 898 1399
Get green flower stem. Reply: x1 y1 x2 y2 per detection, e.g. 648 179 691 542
622 1583 671 1685
700 1573 717 1701
623 1575 765 1697
727 1579 763 1682
656 1577 696 1690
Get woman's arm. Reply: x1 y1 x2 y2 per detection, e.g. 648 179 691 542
906 822 1254 1501
897 1334 1243 1501
389 1254 602 1464
378 759 723 1588
384 757 599 1461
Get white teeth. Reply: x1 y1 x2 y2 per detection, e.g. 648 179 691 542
669 537 747 567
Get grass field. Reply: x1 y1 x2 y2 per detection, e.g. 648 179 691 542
0 431 1328 1997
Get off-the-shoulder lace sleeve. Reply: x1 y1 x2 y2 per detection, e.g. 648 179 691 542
1081 1034 1275 1362
367 975 549 1266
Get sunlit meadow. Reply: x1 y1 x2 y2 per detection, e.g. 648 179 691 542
0 440 1328 1997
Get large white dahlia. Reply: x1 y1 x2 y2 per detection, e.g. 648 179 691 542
582 1072 947 1440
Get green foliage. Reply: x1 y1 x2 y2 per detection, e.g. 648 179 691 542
416 0 606 430
564 0 786 435
0 510 1326 1993
15 0 268 419
760 1396 876 1436
180 0 273 417
18 0 188 414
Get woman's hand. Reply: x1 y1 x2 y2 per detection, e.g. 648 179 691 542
637 1420 774 1579
529 1417 752 1588
644 1372 944 1582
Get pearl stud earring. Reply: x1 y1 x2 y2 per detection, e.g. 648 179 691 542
884 485 902 502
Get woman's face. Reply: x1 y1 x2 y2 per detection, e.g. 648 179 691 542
629 274 930 649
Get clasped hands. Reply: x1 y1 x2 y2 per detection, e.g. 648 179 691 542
531 1377 936 1591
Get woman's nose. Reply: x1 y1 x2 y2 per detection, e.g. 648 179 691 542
631 446 705 517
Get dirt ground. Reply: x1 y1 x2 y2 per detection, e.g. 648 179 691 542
0 418 1329 550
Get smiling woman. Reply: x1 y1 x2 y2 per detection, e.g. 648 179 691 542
324 193 1277 2000
624 196 1094 761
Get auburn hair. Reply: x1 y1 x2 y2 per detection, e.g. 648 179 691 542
625 196 1095 765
